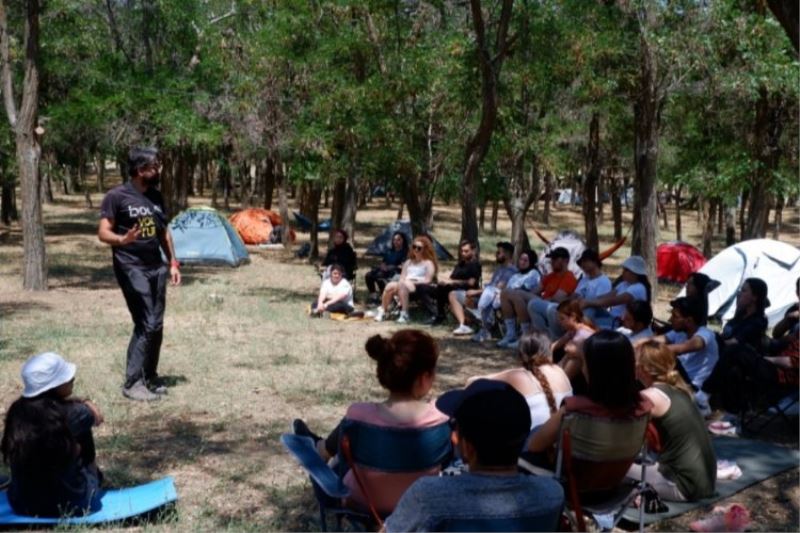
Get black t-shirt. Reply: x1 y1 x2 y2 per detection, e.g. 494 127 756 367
100 182 168 268
449 260 482 289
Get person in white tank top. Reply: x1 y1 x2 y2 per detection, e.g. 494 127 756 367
466 331 572 430
374 236 438 324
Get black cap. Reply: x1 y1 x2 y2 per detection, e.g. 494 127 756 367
496 241 514 254
436 379 531 447
577 249 601 266
546 247 570 260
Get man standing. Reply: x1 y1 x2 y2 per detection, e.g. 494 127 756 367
98 147 181 401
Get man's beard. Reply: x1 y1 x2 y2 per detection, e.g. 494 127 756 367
145 174 160 187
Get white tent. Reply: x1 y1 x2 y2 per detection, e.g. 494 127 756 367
680 239 800 327
539 230 586 277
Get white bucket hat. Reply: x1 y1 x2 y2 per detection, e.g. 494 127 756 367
621 255 647 277
21 352 77 398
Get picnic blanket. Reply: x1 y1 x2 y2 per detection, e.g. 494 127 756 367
622 436 799 525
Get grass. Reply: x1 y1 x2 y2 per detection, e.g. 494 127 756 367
0 182 798 531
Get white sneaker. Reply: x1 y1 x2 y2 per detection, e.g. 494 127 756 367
374 308 385 322
396 312 410 324
452 324 473 336
471 329 490 343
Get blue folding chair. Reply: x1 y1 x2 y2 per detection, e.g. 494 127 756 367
281 419 452 531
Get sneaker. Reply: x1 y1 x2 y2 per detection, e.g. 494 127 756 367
122 380 160 402
374 308 385 322
397 312 410 324
471 329 490 343
292 418 322 443
690 504 750 532
452 324 473 336
146 377 168 395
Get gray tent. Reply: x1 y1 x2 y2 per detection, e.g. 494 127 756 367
366 221 454 261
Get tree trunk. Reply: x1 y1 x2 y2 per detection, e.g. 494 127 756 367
277 160 290 233
79 154 92 208
631 30 662 291
772 196 784 239
675 185 683 242
610 174 623 240
597 170 606 225
342 170 358 243
1 0 46 290
659 192 669 231
700 196 714 258
1 181 17 224
95 153 105 192
40 156 52 204
395 199 404 220
308 182 322 260
583 112 600 251
460 0 514 250
491 198 499 235
479 199 486 231
543 171 552 225
262 158 275 209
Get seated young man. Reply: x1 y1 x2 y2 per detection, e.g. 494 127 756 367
645 297 718 414
421 240 482 326
447 242 517 336
526 247 579 340
384 379 564 533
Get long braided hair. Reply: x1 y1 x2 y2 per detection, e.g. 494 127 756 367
517 331 558 414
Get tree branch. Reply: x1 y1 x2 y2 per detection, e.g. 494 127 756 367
0 0 17 127
104 0 133 65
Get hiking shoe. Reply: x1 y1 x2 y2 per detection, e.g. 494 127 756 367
471 329 490 343
292 418 322 443
122 381 160 402
452 324 473 336
396 312 410 324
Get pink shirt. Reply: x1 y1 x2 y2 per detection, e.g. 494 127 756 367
342 401 449 515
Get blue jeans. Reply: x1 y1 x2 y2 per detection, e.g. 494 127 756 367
527 298 562 339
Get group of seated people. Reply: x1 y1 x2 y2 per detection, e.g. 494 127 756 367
291 325 724 530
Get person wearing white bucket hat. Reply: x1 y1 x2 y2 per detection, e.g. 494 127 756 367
1 352 104 517
578 255 652 329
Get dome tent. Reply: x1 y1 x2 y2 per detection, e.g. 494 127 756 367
169 207 249 267
657 241 707 283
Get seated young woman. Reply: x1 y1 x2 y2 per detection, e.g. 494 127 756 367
527 330 652 458
617 300 655 342
292 329 448 515
467 331 572 432
578 255 651 330
374 236 438 324
2 352 104 517
551 300 596 384
630 341 716 502
320 229 358 281
311 263 354 316
491 250 542 347
365 231 408 303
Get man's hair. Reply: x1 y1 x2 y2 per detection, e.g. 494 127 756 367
671 296 704 325
128 146 159 177
626 300 653 327
459 239 476 250
456 388 530 467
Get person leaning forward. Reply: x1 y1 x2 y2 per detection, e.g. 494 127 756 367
97 147 181 402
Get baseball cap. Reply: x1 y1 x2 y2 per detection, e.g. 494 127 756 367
21 352 76 398
546 247 570 260
621 255 647 276
496 242 514 254
436 379 531 449
577 249 601 266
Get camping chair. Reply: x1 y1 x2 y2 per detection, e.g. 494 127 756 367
520 411 651 532
739 379 799 435
281 419 452 531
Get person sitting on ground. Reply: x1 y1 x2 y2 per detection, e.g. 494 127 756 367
292 330 448 516
525 247 579 342
311 263 354 316
684 273 719 326
374 236 438 324
1 352 104 517
578 255 651 330
617 300 655 343
320 229 357 281
706 279 794 414
629 341 716 502
476 250 540 344
384 379 564 533
365 232 408 304
527 330 653 461
467 331 572 432
450 242 517 336
646 297 719 415
421 240 482 327
552 300 596 383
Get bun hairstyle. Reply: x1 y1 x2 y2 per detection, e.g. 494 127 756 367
636 340 693 397
517 331 558 414
365 329 439 394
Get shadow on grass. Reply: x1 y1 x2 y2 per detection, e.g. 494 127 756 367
242 286 315 305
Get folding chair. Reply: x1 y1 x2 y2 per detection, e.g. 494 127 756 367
281 419 452 531
520 410 651 532
740 383 799 435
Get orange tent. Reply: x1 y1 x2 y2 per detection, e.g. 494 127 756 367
229 208 283 244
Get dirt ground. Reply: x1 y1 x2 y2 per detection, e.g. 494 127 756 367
0 183 798 531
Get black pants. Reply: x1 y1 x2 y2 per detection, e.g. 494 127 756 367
707 344 780 412
311 300 354 314
114 263 168 388
364 267 398 294
416 283 463 318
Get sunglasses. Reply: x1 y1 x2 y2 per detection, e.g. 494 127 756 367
412 244 423 251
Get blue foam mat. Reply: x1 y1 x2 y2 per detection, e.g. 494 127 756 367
622 436 799 525
0 476 178 525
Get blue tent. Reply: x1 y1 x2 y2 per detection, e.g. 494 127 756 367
169 207 250 267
